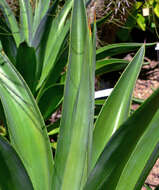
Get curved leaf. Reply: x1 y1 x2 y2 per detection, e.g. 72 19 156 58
96 58 129 76
91 45 145 168
0 52 54 190
84 87 159 190
0 136 33 190
96 42 155 60
115 108 159 190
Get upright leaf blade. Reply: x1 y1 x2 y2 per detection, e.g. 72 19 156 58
53 0 94 189
31 0 59 48
33 0 50 35
0 19 17 63
115 109 159 190
0 136 33 190
84 87 159 190
91 46 145 168
0 52 54 190
31 0 59 83
87 12 96 174
0 0 21 46
19 0 33 44
37 21 70 89
37 0 72 89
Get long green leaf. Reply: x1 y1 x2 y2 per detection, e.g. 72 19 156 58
0 0 21 46
96 42 155 60
42 45 69 88
37 21 70 89
31 0 59 48
31 0 59 83
33 0 50 35
95 58 129 76
115 109 159 190
53 0 94 189
91 46 145 169
0 19 17 63
38 84 64 120
37 0 72 89
84 87 159 190
87 12 96 174
0 136 34 190
0 52 54 190
16 42 37 94
19 0 33 44
35 31 69 100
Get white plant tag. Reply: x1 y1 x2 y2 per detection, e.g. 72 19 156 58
142 8 149 16
95 88 113 99
155 43 159 51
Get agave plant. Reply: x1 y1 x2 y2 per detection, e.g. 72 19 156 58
0 0 74 121
0 0 155 122
0 0 159 190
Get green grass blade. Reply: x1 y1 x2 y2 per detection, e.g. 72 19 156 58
0 136 34 190
84 87 159 190
33 0 51 35
0 0 21 46
19 0 33 44
53 0 94 189
0 52 54 190
95 59 129 76
91 45 145 169
96 42 155 60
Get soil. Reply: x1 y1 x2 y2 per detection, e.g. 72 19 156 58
142 159 159 190
134 60 159 96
